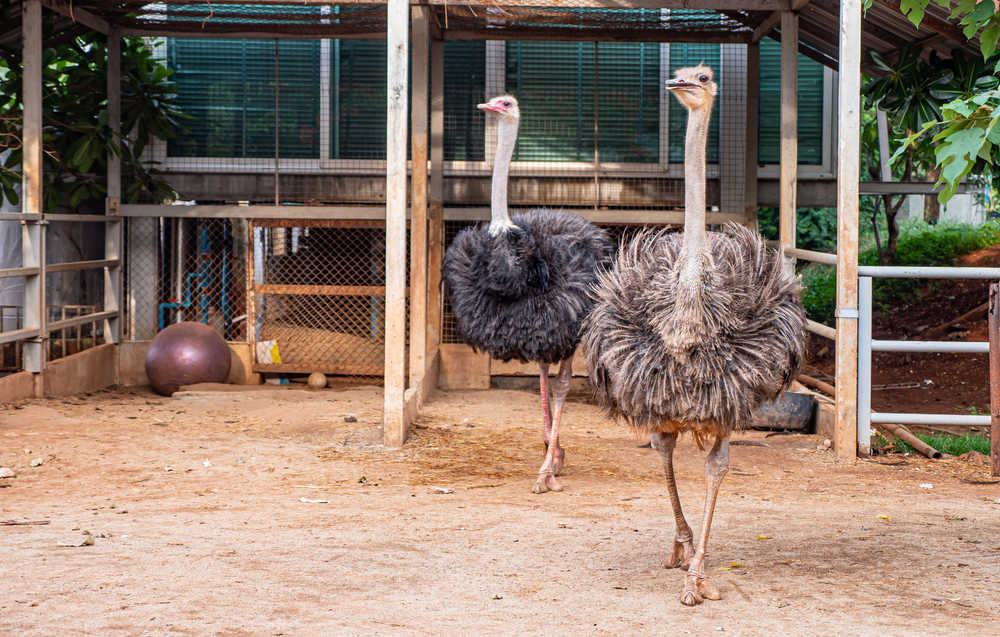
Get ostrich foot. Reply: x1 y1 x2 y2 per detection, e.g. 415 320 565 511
664 538 695 569
680 571 721 606
532 470 563 494
542 442 567 476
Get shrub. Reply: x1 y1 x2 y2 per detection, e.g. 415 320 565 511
800 220 1000 325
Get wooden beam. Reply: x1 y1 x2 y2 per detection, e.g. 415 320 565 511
752 11 784 42
990 284 1000 477
409 5 430 391
104 29 122 345
39 0 110 34
443 29 752 44
428 0 795 7
119 28 385 40
779 10 798 275
881 0 967 46
835 0 862 459
383 0 409 448
426 38 445 380
21 0 45 394
745 41 760 229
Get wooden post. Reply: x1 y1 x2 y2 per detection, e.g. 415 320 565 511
426 38 445 379
384 0 409 448
779 10 798 275
21 0 45 395
989 283 1000 476
744 41 760 230
835 0 862 459
104 29 122 344
409 5 429 389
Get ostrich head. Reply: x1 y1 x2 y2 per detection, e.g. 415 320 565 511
665 65 717 111
477 95 520 124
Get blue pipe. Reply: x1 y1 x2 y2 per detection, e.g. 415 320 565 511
199 226 211 325
158 272 204 329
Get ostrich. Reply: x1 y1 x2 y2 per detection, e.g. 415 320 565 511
580 66 806 605
442 95 611 494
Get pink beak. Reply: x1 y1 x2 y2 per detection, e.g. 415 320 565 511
477 102 505 113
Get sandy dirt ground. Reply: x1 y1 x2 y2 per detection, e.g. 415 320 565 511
1 385 999 636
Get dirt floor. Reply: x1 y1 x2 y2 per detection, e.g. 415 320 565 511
1 385 998 636
810 245 1000 431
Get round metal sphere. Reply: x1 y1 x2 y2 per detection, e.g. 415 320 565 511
145 322 231 396
307 372 327 389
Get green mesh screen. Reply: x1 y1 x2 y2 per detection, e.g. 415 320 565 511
331 40 385 160
758 39 826 165
167 38 320 159
444 41 486 162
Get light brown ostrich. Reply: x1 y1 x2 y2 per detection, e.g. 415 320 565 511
580 66 806 605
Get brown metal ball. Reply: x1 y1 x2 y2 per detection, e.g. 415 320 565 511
145 322 231 396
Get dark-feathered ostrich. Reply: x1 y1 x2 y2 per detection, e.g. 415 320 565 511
581 66 806 605
442 95 611 494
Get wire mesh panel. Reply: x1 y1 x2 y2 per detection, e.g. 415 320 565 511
125 217 247 342
250 220 406 378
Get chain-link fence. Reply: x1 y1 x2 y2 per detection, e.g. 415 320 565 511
249 219 406 379
124 217 247 343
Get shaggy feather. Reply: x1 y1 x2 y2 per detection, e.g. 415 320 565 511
580 222 806 437
443 208 611 364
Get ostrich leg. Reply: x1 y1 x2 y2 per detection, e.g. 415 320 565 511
650 432 695 569
680 434 729 606
533 358 572 494
538 364 567 476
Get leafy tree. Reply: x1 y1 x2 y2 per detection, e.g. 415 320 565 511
0 25 184 212
865 0 1000 203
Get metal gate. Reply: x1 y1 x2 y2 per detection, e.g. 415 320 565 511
248 219 390 377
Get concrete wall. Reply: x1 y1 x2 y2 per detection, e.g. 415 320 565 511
45 343 118 397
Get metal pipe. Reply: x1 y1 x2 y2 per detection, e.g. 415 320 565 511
858 276 872 455
872 340 989 354
871 412 991 426
857 265 1000 279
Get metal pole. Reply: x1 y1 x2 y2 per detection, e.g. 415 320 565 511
989 283 1000 476
857 276 872 455
593 42 599 210
274 38 280 206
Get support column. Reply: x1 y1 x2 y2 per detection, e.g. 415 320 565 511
105 29 122 344
426 38 445 379
779 10 798 274
835 0 862 458
384 0 409 447
744 41 760 230
21 0 45 396
408 5 429 389
719 43 747 220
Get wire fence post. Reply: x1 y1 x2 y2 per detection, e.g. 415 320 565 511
989 282 1000 477
857 276 872 456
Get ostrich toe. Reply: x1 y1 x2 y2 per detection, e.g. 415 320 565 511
531 471 563 494
664 538 695 569
680 572 721 606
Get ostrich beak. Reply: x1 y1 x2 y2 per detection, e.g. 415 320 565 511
477 102 505 114
664 78 698 91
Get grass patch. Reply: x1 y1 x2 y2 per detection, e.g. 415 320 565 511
801 220 1000 325
873 431 991 456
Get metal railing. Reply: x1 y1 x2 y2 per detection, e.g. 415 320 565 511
0 213 122 376
857 267 1000 455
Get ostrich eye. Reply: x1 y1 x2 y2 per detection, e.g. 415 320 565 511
698 74 709 83
502 101 511 107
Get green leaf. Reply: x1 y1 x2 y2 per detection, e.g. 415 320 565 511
982 23 1000 59
900 0 928 28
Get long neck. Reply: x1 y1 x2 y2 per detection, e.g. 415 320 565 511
489 118 518 236
680 103 712 272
